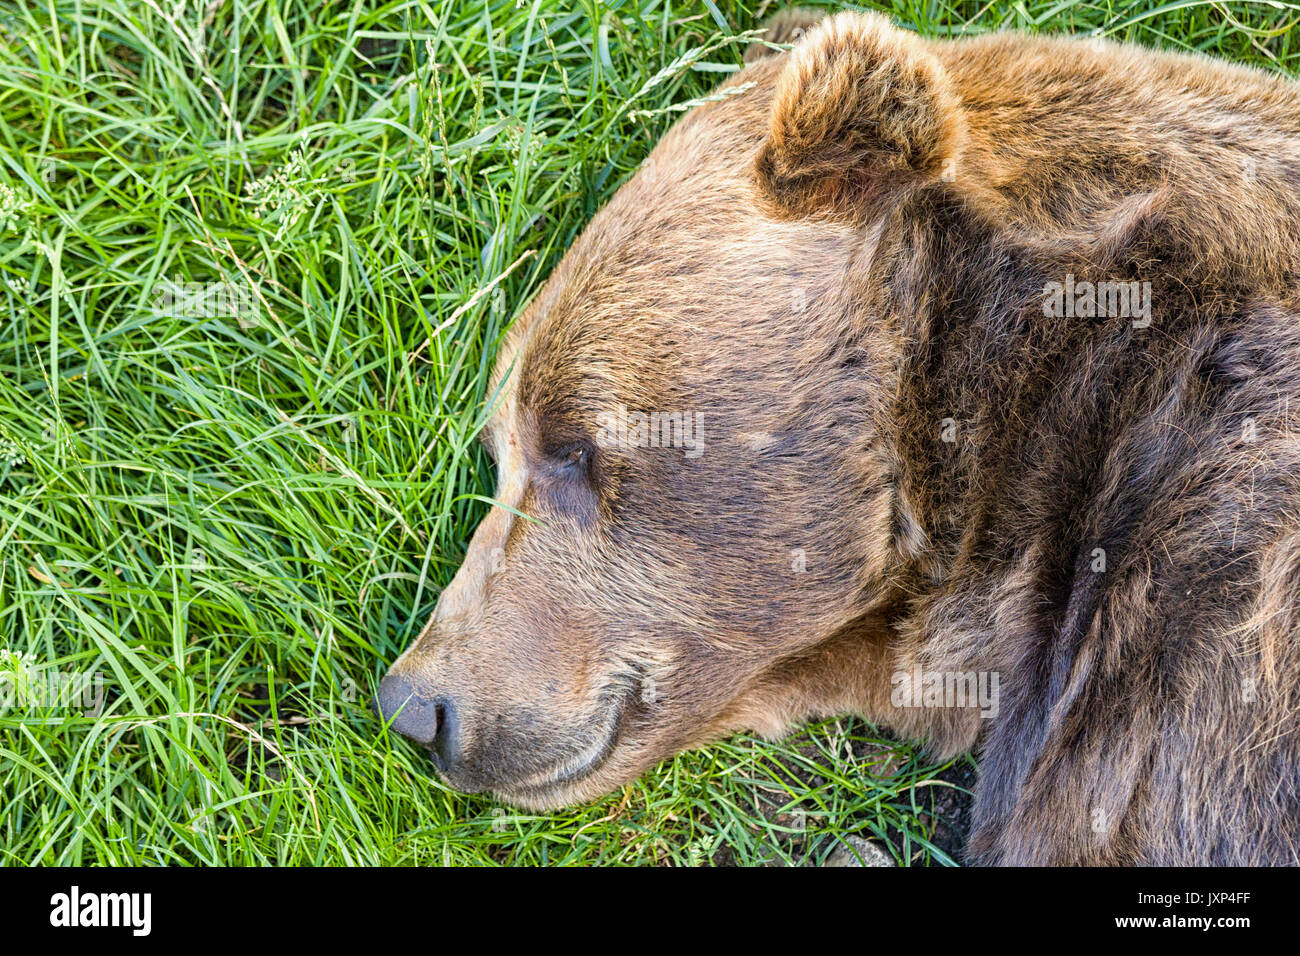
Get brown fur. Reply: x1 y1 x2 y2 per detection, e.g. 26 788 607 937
380 10 1300 864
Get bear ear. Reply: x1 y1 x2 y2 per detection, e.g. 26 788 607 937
754 12 967 221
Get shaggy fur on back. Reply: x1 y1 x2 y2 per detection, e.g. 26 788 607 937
750 11 1300 864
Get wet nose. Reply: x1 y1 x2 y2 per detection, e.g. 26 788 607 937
375 674 459 768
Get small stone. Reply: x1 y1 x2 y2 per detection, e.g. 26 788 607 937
823 835 894 867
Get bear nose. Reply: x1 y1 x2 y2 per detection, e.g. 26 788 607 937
376 675 459 768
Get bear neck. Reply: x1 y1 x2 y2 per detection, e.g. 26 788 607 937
873 185 1267 668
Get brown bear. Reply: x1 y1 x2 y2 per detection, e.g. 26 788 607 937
378 8 1300 865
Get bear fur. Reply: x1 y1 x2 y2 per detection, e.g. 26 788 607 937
380 9 1300 865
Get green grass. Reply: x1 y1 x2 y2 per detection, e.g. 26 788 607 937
0 0 1294 866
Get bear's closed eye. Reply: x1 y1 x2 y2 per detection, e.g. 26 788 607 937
535 440 594 481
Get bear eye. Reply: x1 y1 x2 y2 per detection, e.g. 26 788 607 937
551 441 591 477
537 440 598 520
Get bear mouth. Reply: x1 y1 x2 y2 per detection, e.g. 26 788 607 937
493 698 630 804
